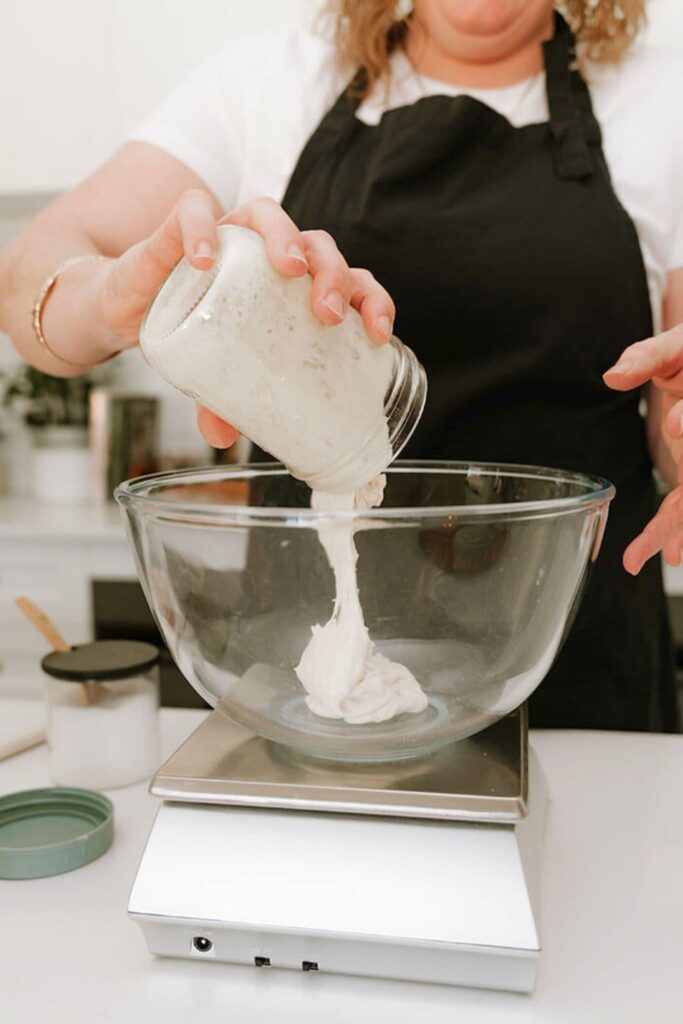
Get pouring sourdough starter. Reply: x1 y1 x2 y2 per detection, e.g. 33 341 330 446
140 224 428 724
298 479 428 724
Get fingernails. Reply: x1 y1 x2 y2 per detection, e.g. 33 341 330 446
323 290 346 319
194 241 214 260
287 244 308 266
606 358 634 375
376 315 393 340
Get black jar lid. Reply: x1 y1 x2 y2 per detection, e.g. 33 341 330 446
41 640 160 682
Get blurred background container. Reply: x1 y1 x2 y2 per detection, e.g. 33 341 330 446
90 389 160 502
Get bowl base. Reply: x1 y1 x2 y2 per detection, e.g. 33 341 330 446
218 680 499 762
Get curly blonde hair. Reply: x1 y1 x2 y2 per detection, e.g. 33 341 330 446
329 1 646 97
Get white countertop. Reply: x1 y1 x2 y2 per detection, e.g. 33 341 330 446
0 496 124 540
1 705 682 1023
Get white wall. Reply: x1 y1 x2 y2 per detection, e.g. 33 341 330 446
632 0 683 45
0 0 681 194
0 0 316 193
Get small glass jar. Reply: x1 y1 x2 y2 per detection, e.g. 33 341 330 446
42 640 161 790
140 225 427 493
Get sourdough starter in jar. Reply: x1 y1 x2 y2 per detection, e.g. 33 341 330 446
140 225 425 494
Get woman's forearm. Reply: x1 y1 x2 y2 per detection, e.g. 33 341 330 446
0 141 225 377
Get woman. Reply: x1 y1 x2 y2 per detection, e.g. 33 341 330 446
1 0 682 730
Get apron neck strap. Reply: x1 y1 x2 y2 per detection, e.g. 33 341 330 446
330 14 599 182
543 12 598 180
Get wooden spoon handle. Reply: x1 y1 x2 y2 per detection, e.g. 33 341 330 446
15 596 71 652
0 729 47 763
15 596 93 705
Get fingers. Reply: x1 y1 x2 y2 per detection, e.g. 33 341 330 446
623 531 656 576
222 197 309 278
301 233 397 339
223 204 357 324
105 189 219 322
349 268 396 344
662 529 683 568
604 324 683 395
301 229 353 325
663 395 683 443
196 406 240 449
149 189 218 271
223 201 398 340
623 487 683 575
176 189 220 269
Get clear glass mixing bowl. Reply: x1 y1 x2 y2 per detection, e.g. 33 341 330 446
115 462 614 762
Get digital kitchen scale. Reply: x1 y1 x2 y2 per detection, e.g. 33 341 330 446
129 702 547 993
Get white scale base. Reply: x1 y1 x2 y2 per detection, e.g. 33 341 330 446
129 709 547 993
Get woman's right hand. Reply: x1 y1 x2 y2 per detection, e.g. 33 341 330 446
92 191 396 447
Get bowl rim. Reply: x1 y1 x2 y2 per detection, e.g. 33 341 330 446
114 460 615 523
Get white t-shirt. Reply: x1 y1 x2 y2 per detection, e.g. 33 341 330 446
133 29 683 332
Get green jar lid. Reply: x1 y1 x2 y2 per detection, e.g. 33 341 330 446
0 787 114 880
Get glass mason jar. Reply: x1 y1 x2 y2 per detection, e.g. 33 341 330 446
140 225 427 493
42 640 161 789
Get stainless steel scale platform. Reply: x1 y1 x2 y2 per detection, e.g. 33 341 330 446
130 703 547 993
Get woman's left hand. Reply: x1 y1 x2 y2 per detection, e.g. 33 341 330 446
604 321 683 574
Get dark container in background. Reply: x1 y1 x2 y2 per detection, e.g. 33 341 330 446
90 388 159 501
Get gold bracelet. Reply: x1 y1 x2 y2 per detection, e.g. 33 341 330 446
31 255 109 371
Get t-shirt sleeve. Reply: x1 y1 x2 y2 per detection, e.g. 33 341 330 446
130 38 258 212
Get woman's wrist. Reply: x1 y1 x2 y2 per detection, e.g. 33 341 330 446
38 255 122 370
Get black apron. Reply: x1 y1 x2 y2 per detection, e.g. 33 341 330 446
270 14 678 732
